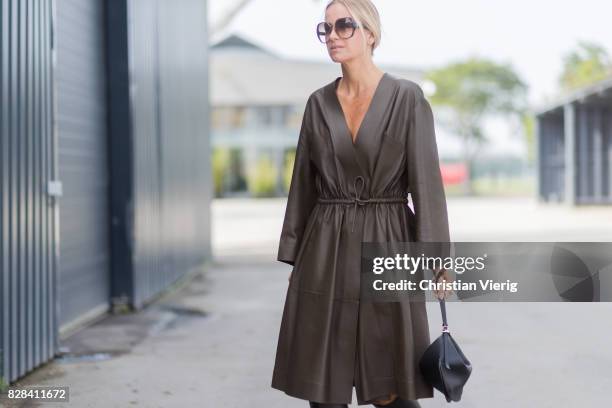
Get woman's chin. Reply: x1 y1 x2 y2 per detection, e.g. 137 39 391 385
329 54 350 63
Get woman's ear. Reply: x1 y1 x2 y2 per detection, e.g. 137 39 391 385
366 30 375 48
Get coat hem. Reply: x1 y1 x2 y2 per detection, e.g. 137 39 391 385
356 377 434 405
272 370 434 405
271 375 353 405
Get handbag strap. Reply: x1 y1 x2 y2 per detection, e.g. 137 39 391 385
439 298 449 332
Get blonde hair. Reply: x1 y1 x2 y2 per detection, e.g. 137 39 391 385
325 0 382 56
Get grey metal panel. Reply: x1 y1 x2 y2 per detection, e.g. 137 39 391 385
128 0 164 307
105 0 134 305
535 113 542 200
606 109 612 197
553 118 566 202
1 0 57 383
56 0 110 328
536 112 565 203
576 105 589 200
564 103 577 205
593 107 603 200
573 104 612 204
112 0 212 308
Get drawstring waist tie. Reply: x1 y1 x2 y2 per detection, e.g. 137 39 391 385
317 175 408 233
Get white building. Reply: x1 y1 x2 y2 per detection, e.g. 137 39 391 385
209 33 447 196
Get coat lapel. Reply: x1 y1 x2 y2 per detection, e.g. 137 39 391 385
355 73 398 179
323 73 393 184
367 75 402 188
322 77 364 181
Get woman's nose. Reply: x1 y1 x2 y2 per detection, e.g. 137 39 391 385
328 27 340 41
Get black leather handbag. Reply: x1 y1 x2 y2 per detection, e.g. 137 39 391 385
419 298 472 402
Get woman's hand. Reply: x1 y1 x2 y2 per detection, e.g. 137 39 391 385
432 268 454 300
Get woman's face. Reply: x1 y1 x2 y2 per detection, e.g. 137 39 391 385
322 3 373 63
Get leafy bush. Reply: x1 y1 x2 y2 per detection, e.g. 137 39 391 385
247 156 277 197
212 148 231 197
282 149 296 193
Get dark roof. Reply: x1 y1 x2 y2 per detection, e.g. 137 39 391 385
210 33 277 57
209 33 425 106
535 74 612 116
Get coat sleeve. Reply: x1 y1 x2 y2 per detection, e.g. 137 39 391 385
277 97 318 266
406 88 450 245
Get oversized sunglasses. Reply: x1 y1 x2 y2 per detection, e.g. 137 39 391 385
316 17 360 43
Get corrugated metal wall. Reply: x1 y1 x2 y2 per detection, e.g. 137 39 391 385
537 102 612 205
574 105 612 203
130 0 211 307
56 0 111 330
0 0 58 383
1 0 212 384
537 111 566 202
109 0 211 308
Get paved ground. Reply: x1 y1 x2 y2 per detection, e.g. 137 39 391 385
6 197 612 407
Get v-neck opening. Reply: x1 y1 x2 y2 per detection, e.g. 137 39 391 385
333 72 387 146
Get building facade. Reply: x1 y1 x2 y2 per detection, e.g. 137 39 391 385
535 77 612 204
209 34 427 197
0 0 212 384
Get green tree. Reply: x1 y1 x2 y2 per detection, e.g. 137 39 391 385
559 41 612 91
426 57 528 194
283 149 296 193
212 148 231 197
247 156 277 197
522 114 536 166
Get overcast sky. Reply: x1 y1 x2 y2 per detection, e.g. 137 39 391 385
209 0 612 108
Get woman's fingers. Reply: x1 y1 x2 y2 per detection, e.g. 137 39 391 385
434 284 454 299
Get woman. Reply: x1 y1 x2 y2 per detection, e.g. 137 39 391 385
271 0 452 406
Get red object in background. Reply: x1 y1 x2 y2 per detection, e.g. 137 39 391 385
440 162 468 185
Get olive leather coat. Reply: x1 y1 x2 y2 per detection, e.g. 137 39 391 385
271 72 450 405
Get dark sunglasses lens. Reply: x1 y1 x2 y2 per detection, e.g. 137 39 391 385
336 18 355 39
316 22 330 42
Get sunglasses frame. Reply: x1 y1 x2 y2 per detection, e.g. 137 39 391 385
316 17 360 43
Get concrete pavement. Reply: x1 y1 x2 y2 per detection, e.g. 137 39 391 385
6 197 612 407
